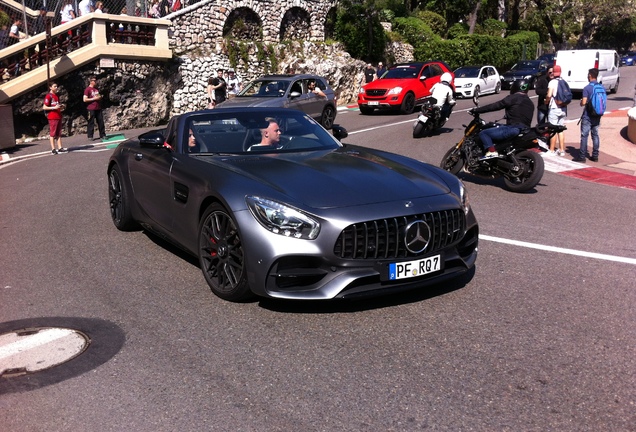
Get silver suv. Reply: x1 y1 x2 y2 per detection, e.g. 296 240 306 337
216 74 337 129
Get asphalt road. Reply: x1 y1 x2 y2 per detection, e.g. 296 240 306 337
1 68 635 431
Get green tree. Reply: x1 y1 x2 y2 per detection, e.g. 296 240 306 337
335 0 387 61
414 10 448 36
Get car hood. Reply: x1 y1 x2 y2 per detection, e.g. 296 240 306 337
454 77 479 86
216 96 285 108
503 69 538 77
364 78 412 90
212 147 450 209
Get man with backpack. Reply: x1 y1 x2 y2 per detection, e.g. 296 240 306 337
574 68 606 163
546 65 571 156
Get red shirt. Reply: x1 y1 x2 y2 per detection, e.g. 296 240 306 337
84 86 101 111
43 92 62 120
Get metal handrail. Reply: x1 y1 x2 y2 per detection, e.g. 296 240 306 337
0 13 171 103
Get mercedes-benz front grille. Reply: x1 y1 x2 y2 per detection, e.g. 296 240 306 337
366 89 387 97
333 209 466 260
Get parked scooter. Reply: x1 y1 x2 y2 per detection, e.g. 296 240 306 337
440 96 566 192
412 96 455 138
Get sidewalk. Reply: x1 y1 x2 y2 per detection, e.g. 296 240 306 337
545 107 636 190
0 126 158 166
563 108 636 175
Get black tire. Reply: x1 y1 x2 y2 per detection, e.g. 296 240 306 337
413 121 428 138
495 82 501 94
611 79 619 94
320 105 336 129
108 165 137 231
198 204 251 302
503 150 545 192
400 93 415 114
359 105 374 115
440 146 464 175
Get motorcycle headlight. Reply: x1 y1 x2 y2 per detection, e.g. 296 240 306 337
246 196 320 240
387 86 403 95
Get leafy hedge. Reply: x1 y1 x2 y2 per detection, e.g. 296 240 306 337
410 31 541 71
392 17 439 47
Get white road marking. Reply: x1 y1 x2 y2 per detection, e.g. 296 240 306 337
540 153 590 172
480 234 636 265
0 328 74 360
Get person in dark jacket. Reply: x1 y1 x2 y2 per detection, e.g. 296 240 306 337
534 66 552 124
471 79 534 159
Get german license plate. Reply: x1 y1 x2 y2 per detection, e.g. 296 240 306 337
388 254 441 280
368 101 379 106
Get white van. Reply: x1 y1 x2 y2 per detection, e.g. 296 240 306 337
555 49 620 93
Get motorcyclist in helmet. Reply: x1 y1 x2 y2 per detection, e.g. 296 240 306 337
471 78 535 159
429 72 456 121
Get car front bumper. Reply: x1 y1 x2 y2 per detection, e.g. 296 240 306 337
236 198 479 300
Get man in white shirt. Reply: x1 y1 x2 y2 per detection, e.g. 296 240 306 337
227 69 242 98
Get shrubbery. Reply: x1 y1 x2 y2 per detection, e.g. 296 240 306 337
393 17 540 71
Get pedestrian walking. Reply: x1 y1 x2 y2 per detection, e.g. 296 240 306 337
534 66 552 125
206 76 215 109
83 75 106 140
574 68 605 163
43 81 67 154
362 63 376 85
376 62 386 79
546 65 568 156
211 68 227 105
227 69 242 98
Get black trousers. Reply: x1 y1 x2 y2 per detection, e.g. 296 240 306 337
87 109 105 139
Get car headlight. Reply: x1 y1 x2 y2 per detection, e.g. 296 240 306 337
387 86 403 95
359 87 365 95
246 196 320 240
459 181 470 215
465 83 473 88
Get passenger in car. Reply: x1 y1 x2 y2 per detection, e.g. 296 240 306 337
307 79 326 98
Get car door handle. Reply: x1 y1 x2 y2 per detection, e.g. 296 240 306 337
135 153 143 161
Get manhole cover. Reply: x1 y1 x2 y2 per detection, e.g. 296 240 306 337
0 327 90 378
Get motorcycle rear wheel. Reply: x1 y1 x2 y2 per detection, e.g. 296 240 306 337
440 146 464 175
503 150 544 192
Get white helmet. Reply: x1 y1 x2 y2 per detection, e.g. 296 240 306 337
441 72 453 84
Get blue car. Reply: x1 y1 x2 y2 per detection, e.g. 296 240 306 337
620 52 635 66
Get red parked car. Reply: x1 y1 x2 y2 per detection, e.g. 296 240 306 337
358 61 454 115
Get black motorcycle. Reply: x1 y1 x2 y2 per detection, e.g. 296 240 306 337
440 99 566 192
412 96 454 138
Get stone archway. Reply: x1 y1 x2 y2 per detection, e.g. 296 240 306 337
222 7 263 40
280 7 311 41
324 7 337 40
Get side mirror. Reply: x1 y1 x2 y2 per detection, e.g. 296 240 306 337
139 131 165 148
290 91 302 98
332 125 348 141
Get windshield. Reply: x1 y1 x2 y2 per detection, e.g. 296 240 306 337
238 80 290 97
183 110 342 154
383 65 421 79
511 61 539 70
454 67 480 78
